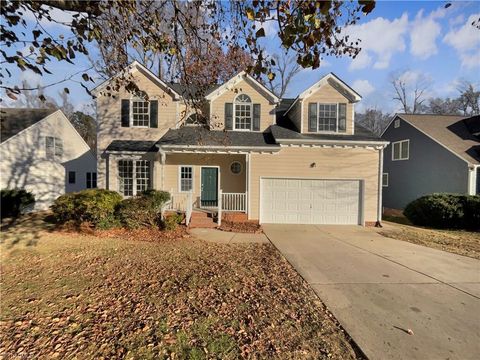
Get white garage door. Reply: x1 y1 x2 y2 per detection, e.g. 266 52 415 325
261 178 361 225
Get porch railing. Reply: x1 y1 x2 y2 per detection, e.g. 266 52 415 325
164 190 247 215
221 192 247 212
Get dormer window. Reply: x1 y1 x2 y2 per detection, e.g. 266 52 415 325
132 99 150 127
308 103 347 133
234 94 252 130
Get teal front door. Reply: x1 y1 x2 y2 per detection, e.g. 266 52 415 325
201 167 218 207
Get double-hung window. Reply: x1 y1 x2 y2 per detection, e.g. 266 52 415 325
118 160 151 196
45 136 63 159
308 103 347 133
392 140 409 161
234 94 252 130
86 172 97 189
132 99 150 127
382 173 389 187
179 166 193 192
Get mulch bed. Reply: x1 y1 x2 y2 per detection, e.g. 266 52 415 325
218 220 263 234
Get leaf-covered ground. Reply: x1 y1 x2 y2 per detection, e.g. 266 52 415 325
0 225 360 359
379 221 480 260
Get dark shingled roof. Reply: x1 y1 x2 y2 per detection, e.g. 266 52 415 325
157 126 279 148
1 108 56 143
168 83 221 99
105 140 158 152
270 123 383 142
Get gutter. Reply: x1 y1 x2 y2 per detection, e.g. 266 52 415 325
275 138 389 147
159 144 281 151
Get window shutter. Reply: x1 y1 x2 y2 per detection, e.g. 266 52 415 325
308 103 317 132
121 99 130 127
150 100 158 128
253 104 261 131
225 103 233 130
339 103 347 132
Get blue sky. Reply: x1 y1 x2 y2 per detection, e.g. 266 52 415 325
4 1 480 114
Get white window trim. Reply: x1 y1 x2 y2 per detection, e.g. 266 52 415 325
130 97 150 128
118 159 151 196
391 139 410 161
230 161 243 175
45 136 63 159
394 119 400 128
178 165 194 193
382 173 389 187
233 94 253 131
312 103 346 134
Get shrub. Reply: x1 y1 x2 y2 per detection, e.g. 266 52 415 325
51 189 122 228
116 190 171 229
162 213 184 231
0 189 35 218
463 196 480 230
163 212 183 230
403 193 480 229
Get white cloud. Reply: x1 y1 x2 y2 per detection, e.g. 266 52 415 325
352 79 374 97
410 10 442 59
23 6 75 27
345 13 409 71
349 51 372 70
443 13 480 68
255 19 278 38
20 70 43 87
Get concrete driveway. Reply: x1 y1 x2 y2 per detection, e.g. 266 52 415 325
263 224 480 360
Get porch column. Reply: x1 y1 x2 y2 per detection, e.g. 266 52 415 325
246 153 251 219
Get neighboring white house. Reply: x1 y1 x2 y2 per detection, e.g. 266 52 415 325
0 108 97 210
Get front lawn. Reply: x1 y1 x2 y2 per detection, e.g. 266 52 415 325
0 221 359 359
379 221 480 260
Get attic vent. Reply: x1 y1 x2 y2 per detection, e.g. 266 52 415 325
394 119 400 128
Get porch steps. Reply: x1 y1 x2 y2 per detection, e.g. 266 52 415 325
189 211 218 228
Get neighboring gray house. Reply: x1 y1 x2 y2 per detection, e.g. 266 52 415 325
381 114 480 210
0 108 97 210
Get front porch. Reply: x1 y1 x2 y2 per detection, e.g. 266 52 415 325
159 152 249 224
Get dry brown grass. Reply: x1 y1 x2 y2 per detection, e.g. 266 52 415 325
379 221 480 259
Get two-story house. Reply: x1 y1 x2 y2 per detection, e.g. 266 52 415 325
94 61 388 226
381 114 480 210
1 108 97 210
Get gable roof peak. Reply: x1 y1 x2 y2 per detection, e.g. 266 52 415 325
91 60 181 98
205 71 280 103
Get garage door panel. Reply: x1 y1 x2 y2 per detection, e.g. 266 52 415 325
261 178 361 225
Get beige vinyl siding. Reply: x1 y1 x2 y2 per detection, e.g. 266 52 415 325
161 154 246 206
249 146 380 222
209 78 276 131
96 68 188 189
289 100 302 132
297 82 354 135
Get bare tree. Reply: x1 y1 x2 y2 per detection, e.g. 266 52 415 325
427 97 462 115
356 108 391 135
266 52 301 98
457 80 480 116
390 71 431 114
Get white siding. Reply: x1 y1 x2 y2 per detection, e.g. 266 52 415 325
0 111 96 210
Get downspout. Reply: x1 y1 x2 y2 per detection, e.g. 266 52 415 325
159 150 166 190
376 147 384 227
